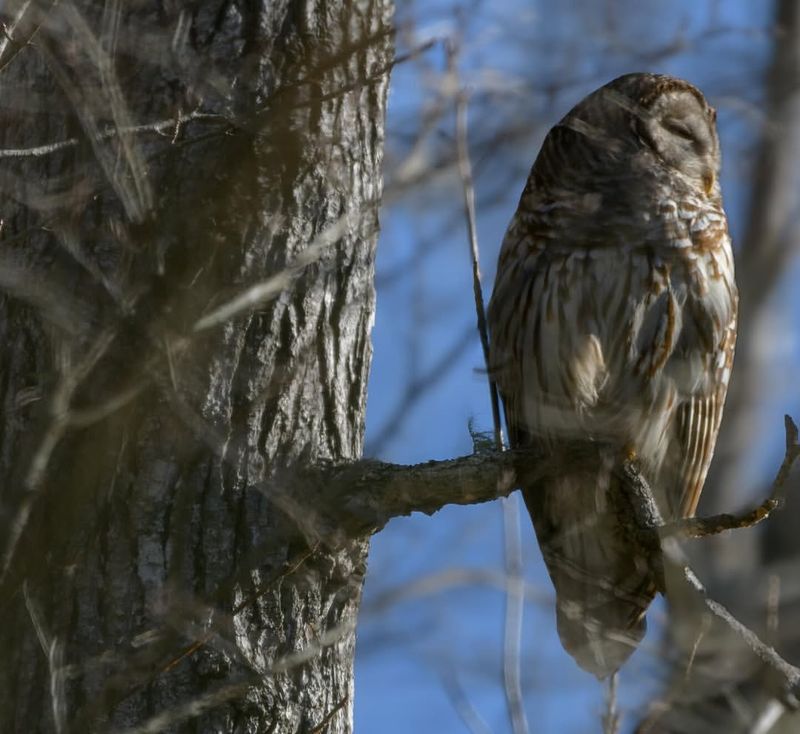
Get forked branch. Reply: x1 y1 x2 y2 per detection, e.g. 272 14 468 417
266 415 800 697
661 415 800 540
290 416 799 546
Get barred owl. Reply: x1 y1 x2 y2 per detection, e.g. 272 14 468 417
488 73 737 678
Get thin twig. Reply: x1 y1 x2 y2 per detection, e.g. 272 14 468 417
0 110 226 159
660 415 800 540
114 679 257 734
767 573 781 641
439 666 494 734
751 699 787 734
67 539 323 732
0 40 437 160
308 695 348 734
268 35 441 113
193 212 361 332
365 325 476 456
680 564 800 695
602 672 620 734
362 566 550 615
0 0 33 61
683 613 711 682
0 0 54 74
453 52 528 734
500 492 528 734
159 543 319 675
454 90 503 450
23 582 67 734
617 420 800 699
0 329 117 582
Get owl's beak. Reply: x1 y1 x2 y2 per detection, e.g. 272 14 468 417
702 171 716 196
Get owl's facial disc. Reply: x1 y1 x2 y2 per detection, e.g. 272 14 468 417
639 90 719 194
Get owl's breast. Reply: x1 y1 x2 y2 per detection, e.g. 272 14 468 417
629 249 733 384
488 193 736 451
640 194 736 382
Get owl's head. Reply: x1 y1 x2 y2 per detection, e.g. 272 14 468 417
546 73 721 201
632 77 720 196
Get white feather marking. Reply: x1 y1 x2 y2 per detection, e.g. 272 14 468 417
570 334 608 410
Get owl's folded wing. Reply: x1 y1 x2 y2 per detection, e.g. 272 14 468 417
667 315 737 518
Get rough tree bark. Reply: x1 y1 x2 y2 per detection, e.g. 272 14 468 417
0 1 393 732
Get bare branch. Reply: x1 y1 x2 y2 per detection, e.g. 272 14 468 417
752 699 787 734
661 416 800 540
114 679 258 734
193 212 362 332
454 84 503 451
308 696 349 734
620 419 800 703
439 666 494 734
362 567 550 615
0 0 55 74
23 582 67 734
0 110 226 159
602 673 620 734
276 448 520 540
678 565 800 697
500 494 529 734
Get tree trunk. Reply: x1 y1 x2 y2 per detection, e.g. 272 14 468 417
0 1 393 732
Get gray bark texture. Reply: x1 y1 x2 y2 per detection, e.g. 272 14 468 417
0 1 393 732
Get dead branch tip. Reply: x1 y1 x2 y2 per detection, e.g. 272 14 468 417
785 414 799 453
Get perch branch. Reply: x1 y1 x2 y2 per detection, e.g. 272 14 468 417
273 416 800 548
280 448 521 539
262 416 800 700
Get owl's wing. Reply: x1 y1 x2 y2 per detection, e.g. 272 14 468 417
673 394 724 517
488 219 617 451
666 303 737 518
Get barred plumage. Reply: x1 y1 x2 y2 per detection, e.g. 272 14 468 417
488 73 737 678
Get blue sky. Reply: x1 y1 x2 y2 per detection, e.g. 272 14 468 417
355 1 798 731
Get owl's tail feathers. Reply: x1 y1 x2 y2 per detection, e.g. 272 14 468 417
522 469 657 679
550 556 652 678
